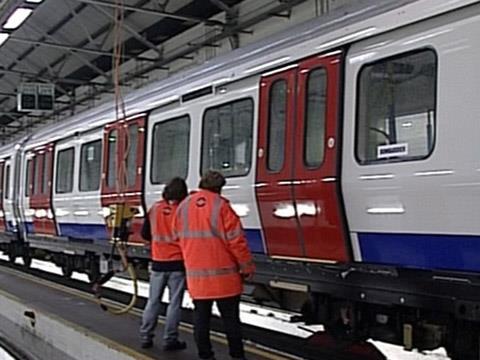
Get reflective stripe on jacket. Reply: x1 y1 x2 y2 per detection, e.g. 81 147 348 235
173 189 255 300
149 200 183 262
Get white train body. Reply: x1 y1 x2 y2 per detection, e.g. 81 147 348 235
1 1 480 357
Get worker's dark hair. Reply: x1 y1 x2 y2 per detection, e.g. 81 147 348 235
199 170 226 194
162 177 188 202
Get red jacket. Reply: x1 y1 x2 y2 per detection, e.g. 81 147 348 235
173 190 255 300
149 200 183 262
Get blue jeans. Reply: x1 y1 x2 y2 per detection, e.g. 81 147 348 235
140 270 186 344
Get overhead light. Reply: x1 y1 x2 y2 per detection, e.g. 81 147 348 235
3 8 33 30
0 33 9 46
26 0 43 3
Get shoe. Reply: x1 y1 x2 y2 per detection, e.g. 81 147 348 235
163 340 187 351
141 340 153 349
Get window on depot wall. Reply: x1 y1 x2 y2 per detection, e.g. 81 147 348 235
80 140 102 192
56 148 75 194
356 49 437 164
151 115 190 185
201 98 254 177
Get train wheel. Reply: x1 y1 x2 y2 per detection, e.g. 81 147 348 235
447 321 480 360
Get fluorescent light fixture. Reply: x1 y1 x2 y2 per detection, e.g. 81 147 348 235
26 0 43 3
414 170 454 177
359 174 395 180
3 8 33 30
367 207 405 214
0 33 9 46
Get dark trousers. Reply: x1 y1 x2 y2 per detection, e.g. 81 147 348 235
193 296 244 359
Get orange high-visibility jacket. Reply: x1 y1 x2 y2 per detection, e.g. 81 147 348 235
173 189 255 300
149 200 183 262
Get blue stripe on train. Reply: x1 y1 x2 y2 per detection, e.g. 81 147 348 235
358 232 480 272
58 223 109 240
25 221 266 254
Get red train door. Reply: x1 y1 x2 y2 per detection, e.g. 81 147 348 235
293 53 348 261
30 144 57 235
101 116 146 243
256 67 303 257
256 52 349 262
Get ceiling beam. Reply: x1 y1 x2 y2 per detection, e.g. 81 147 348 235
75 0 225 26
88 3 163 57
7 36 157 62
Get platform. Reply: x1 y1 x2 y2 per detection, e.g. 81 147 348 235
0 266 280 360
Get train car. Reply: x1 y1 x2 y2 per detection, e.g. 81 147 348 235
1 0 480 358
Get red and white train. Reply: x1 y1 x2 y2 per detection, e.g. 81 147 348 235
1 0 480 358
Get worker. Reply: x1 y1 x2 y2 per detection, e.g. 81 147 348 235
173 171 255 360
140 177 188 351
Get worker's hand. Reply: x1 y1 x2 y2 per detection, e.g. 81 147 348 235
242 271 254 282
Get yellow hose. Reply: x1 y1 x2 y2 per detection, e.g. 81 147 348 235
94 242 138 315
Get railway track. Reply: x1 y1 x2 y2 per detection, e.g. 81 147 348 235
0 256 387 360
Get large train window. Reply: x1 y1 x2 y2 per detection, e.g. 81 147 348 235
151 115 190 184
56 148 75 194
201 98 253 177
304 68 327 168
126 125 138 187
267 80 287 172
80 140 102 192
356 49 437 164
106 130 118 188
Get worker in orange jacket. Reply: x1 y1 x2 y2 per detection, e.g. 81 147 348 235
173 171 255 360
140 177 188 351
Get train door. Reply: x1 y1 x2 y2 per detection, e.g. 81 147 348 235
101 116 146 243
256 52 349 261
30 145 56 235
293 53 348 261
256 68 302 256
0 161 5 231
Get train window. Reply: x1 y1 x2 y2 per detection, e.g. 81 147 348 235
80 140 102 192
56 148 74 194
0 165 3 200
201 98 253 177
42 153 49 194
33 155 42 195
356 49 437 164
4 164 10 200
304 68 327 168
25 159 32 197
151 115 190 184
107 130 117 188
267 80 287 172
126 125 138 187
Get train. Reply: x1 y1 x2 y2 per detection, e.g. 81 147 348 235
1 0 480 358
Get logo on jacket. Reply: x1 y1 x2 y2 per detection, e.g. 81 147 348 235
196 197 207 207
163 206 172 215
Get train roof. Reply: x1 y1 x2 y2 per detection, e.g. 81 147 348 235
5 0 479 152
